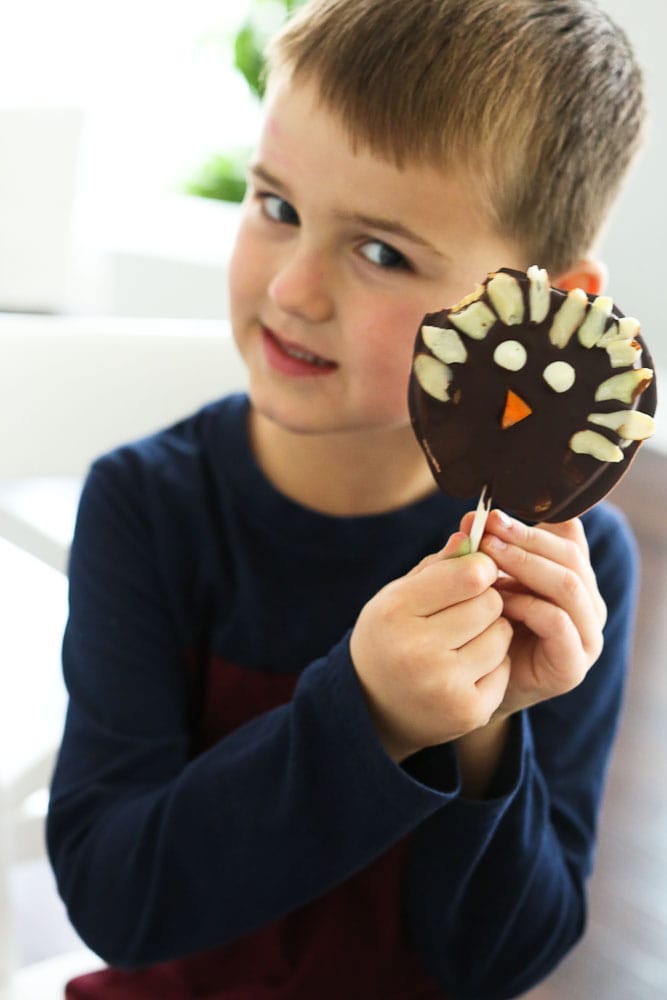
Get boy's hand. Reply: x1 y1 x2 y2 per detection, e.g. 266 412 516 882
464 509 607 718
350 533 512 762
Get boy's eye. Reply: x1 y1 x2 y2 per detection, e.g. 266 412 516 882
261 194 299 226
359 240 409 270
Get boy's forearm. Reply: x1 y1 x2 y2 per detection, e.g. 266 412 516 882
455 714 512 799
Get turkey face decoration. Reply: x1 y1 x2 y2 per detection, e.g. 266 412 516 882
408 266 657 523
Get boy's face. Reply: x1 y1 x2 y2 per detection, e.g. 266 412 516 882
229 73 525 439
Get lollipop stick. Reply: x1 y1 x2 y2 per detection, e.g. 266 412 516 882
469 486 492 553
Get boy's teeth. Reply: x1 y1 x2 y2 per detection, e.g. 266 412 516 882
283 342 331 366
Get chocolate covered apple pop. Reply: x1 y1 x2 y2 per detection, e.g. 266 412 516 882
408 266 657 540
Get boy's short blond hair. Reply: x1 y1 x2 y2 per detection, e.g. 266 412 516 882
267 0 646 276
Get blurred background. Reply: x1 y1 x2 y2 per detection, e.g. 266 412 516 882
0 0 260 320
0 0 664 358
0 1 665 997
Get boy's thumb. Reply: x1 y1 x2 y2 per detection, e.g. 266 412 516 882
443 531 472 559
406 530 471 578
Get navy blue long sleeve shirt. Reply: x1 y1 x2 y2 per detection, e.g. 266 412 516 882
47 393 638 999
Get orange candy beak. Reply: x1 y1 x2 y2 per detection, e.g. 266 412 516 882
501 389 533 429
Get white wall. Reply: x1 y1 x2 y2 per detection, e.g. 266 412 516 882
0 0 663 370
595 1 667 375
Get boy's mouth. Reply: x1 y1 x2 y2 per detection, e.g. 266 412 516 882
262 327 338 374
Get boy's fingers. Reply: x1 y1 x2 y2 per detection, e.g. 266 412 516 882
482 510 587 565
460 510 477 536
537 521 605 618
429 588 505 649
483 539 605 657
406 531 471 577
473 654 512 715
500 589 603 676
443 532 472 559
400 550 498 618
481 510 606 624
457 617 514 681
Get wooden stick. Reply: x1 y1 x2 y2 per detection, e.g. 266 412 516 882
469 486 492 553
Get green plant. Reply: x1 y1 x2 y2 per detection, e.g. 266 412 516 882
186 0 308 204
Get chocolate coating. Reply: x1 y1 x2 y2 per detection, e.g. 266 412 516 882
408 267 657 522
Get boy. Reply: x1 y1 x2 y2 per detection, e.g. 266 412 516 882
47 1 646 997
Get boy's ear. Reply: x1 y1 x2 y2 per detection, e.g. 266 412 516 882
553 259 607 296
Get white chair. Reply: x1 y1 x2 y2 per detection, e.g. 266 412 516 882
0 312 246 572
0 314 246 996
0 536 102 998
0 748 105 1000
0 951 106 1000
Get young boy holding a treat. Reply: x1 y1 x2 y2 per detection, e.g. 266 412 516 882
48 1 647 996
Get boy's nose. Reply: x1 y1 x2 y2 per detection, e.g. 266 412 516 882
268 249 334 324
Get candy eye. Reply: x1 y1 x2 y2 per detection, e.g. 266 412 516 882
493 340 527 371
543 361 576 393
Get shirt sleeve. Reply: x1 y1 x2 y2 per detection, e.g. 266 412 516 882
47 457 461 967
403 502 638 1000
